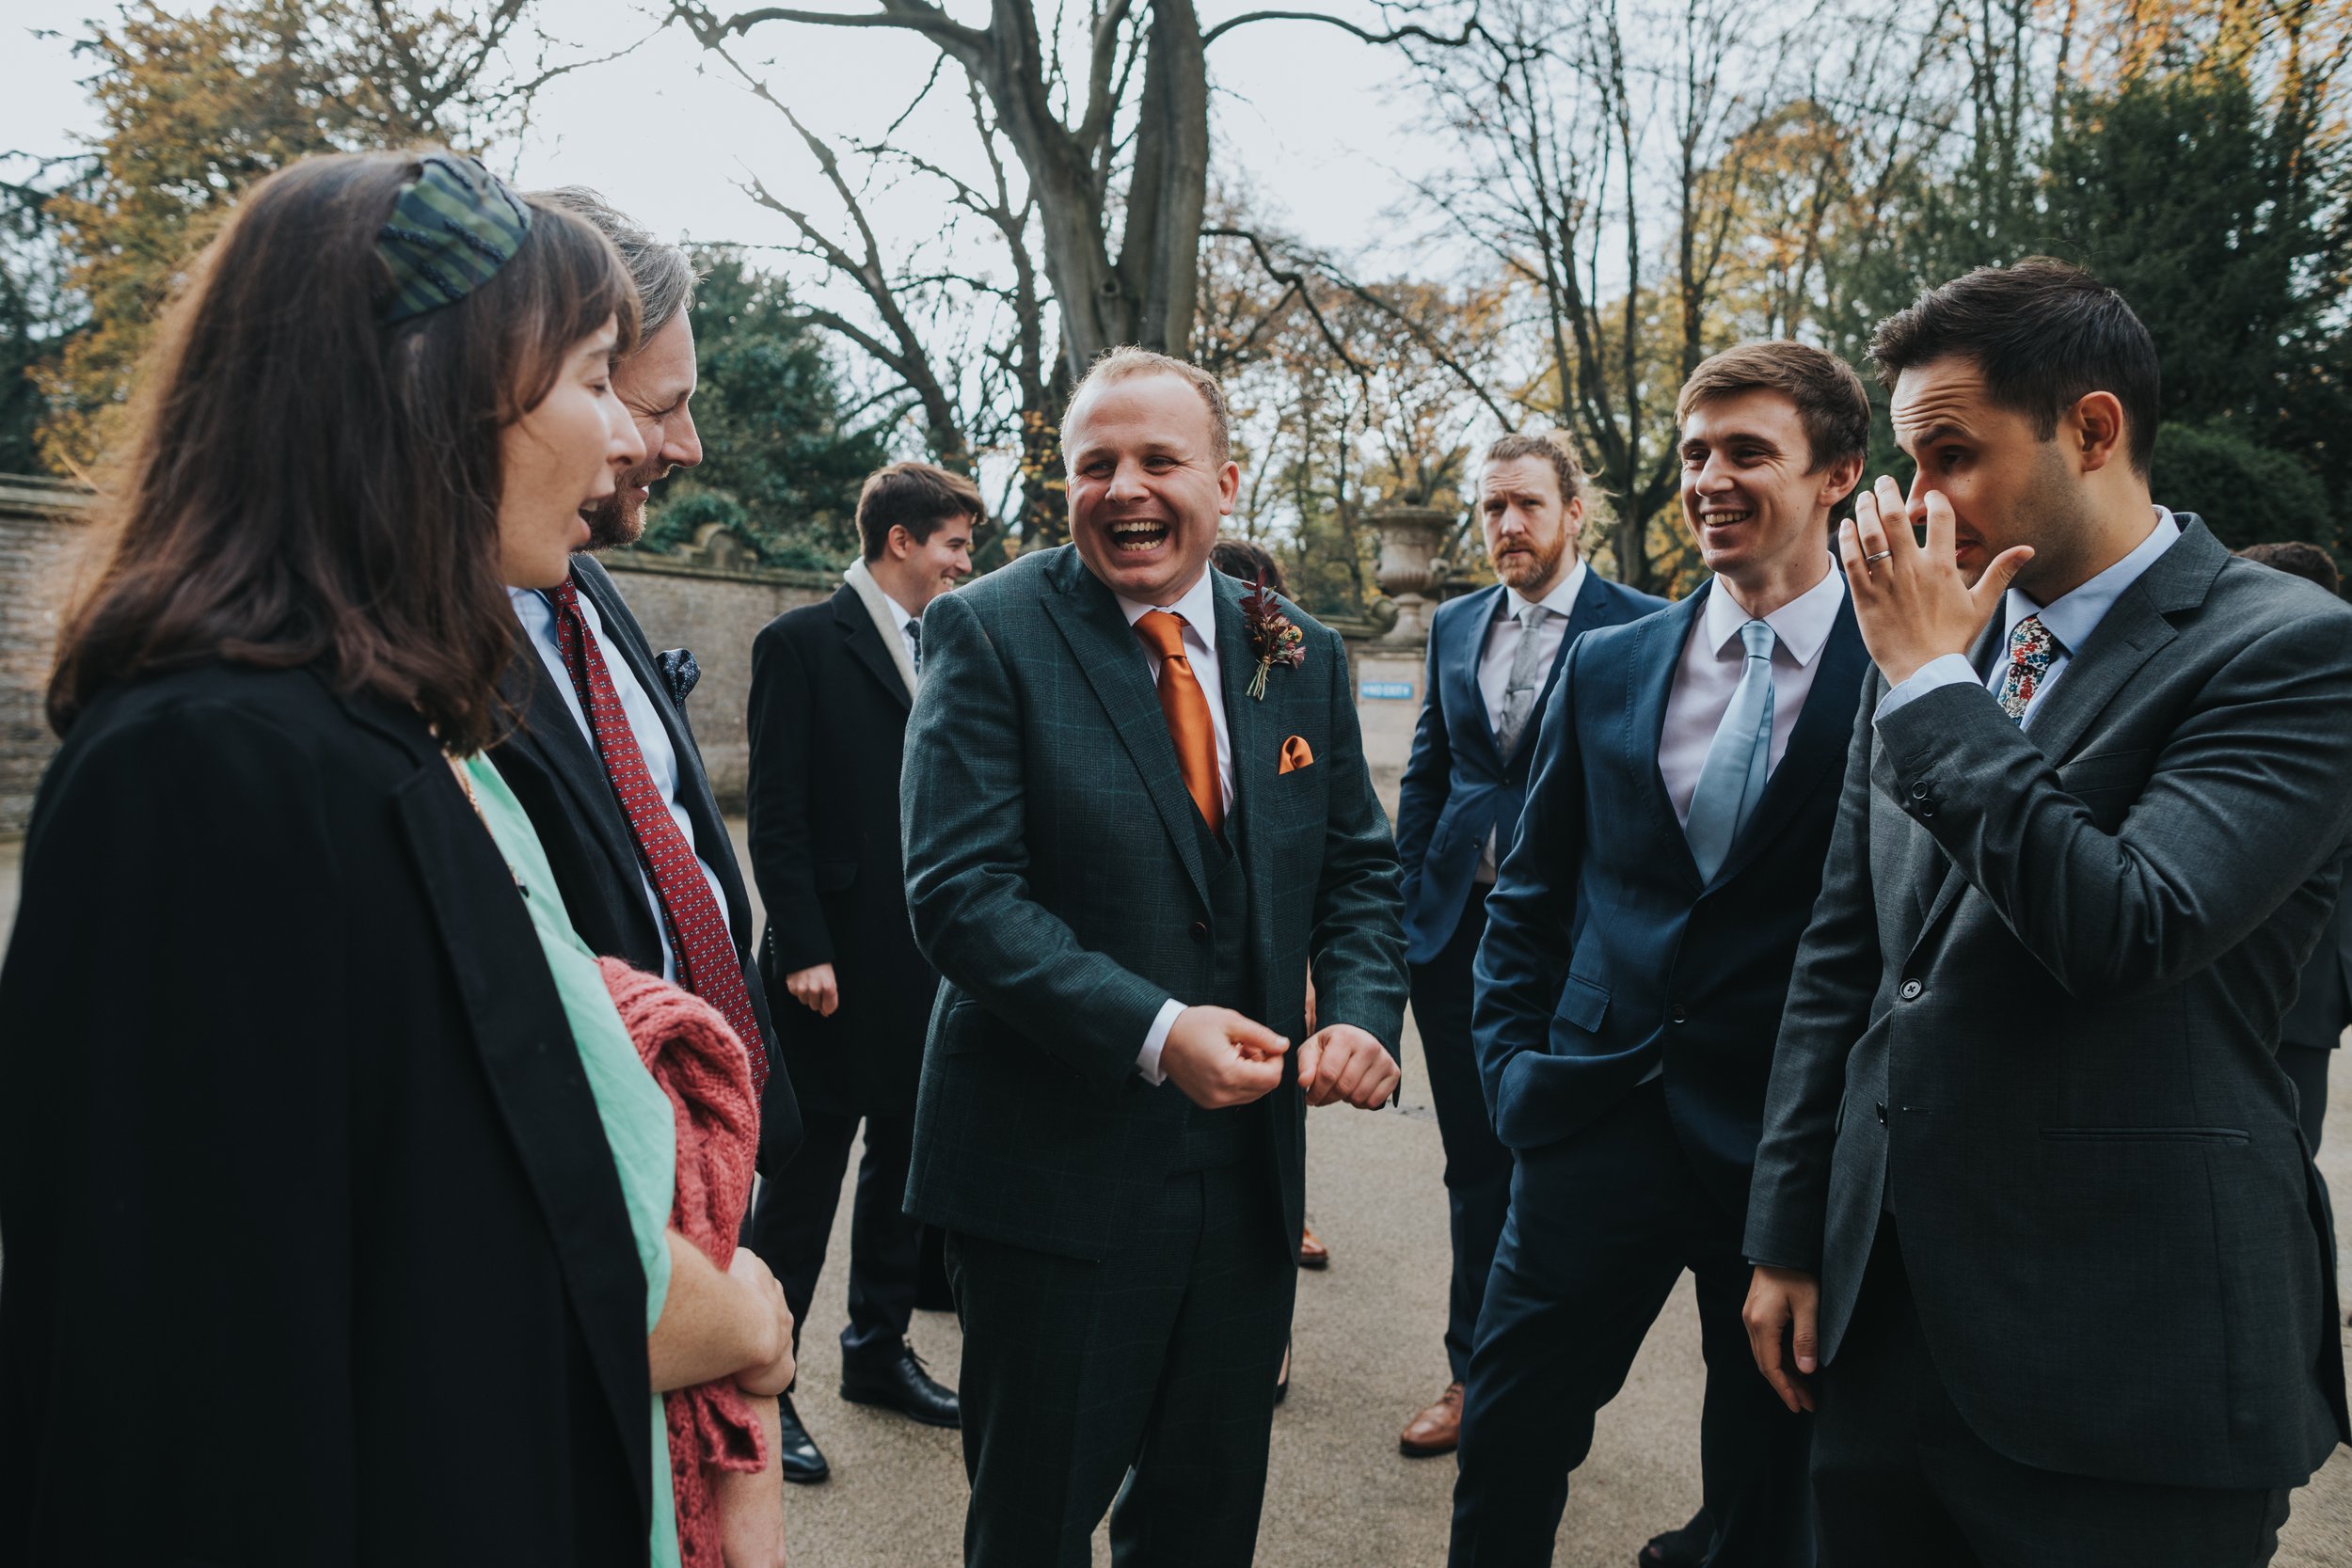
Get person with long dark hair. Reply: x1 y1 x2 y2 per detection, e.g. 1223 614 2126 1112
0 149 791 1565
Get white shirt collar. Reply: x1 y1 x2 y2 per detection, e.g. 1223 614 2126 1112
877 586 918 632
2003 507 2180 656
1704 553 1847 667
1116 567 1221 647
1502 557 1588 623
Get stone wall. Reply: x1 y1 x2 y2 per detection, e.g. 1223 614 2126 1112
599 546 834 808
0 472 1432 832
0 478 100 835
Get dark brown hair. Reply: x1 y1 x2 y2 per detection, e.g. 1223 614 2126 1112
856 461 985 561
1481 431 1588 505
1870 258 2161 477
2238 541 2343 595
49 149 639 752
1211 536 1287 596
1677 341 1871 472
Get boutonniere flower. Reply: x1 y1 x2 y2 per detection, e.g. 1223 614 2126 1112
1243 570 1307 701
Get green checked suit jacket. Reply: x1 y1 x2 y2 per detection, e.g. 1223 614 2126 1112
899 546 1408 1262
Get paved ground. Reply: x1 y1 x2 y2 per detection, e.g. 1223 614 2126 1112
0 825 2344 1564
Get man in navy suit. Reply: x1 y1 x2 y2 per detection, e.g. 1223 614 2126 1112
1450 342 1872 1566
1391 433 1664 1456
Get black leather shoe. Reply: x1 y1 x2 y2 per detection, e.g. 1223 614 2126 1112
1636 1507 1712 1568
839 1339 961 1428
773 1393 830 1485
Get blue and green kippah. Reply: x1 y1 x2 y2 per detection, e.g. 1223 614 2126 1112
376 153 532 325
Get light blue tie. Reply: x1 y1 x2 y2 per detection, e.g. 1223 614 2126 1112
1684 619 1776 882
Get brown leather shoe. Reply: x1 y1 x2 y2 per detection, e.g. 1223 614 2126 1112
1299 1224 1331 1270
1399 1381 1463 1457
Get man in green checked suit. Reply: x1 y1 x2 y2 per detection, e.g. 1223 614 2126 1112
900 347 1409 1566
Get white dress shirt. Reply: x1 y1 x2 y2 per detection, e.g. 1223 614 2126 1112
1659 558 1850 826
508 583 734 984
879 585 922 671
1116 568 1238 1085
1875 509 2180 726
1473 560 1588 879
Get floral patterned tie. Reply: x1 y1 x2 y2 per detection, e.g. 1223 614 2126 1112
1996 614 2056 725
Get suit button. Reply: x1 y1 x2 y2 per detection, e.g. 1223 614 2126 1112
1875 1101 1888 1125
1915 800 1937 819
1190 921 1209 942
1668 1003 1688 1024
1899 979 1923 1002
1909 781 1931 800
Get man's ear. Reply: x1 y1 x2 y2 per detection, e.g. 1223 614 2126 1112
1820 451 1866 510
2070 391 2127 474
887 523 914 562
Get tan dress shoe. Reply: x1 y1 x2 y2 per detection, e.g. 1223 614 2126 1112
1299 1224 1331 1269
1399 1381 1464 1457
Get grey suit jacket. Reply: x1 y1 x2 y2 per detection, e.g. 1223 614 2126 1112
898 546 1407 1261
1745 518 2352 1491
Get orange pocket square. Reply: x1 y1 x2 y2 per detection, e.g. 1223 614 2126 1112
1278 736 1315 774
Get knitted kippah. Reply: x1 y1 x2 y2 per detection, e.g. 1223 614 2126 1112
375 153 532 325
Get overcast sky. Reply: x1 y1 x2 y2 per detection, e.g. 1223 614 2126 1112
1 3 1444 273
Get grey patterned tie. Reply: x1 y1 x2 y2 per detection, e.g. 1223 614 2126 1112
907 616 921 676
1493 604 1551 760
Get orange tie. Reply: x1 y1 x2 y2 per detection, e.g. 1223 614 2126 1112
1135 610 1222 834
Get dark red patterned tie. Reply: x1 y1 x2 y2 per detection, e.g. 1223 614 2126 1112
550 577 768 1101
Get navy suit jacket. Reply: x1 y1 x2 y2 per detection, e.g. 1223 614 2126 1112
1394 571 1666 964
1472 580 1870 1218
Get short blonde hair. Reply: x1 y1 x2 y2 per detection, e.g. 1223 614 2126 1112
1067 345 1232 466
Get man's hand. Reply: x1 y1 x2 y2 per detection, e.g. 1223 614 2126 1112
785 962 838 1018
728 1246 798 1398
1840 477 2033 686
1160 1005 1288 1109
1295 1023 1400 1109
715 1393 789 1566
1741 1264 1820 1415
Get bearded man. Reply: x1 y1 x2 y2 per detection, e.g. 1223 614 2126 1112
899 346 1408 1566
1390 432 1664 1458
489 187 801 1168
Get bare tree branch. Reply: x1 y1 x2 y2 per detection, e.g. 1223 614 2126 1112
1202 6 1490 50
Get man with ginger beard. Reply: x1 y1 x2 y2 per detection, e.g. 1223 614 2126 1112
899 346 1407 1566
490 187 801 1171
1391 432 1663 1460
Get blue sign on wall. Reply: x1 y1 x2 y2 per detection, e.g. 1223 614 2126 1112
1359 680 1415 701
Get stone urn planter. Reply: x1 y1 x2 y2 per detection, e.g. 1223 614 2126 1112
1369 505 1455 647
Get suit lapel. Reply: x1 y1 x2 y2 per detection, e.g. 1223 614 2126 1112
1449 585 1507 768
1712 597 1867 887
1909 522 2223 946
834 588 914 714
1041 558 1214 908
501 639 656 937
1633 589 1709 894
573 561 756 958
1214 574 1276 958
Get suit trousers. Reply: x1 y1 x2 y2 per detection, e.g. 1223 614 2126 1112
747 1108 921 1363
1409 889 1514 1382
1814 1222 2292 1568
946 1161 1295 1568
1450 1080 1812 1568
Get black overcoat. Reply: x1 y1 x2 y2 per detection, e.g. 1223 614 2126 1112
746 584 939 1118
0 662 651 1564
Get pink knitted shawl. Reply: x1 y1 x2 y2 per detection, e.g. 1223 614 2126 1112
596 958 767 1568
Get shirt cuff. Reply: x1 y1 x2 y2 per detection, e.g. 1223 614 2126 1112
1137 998 1185 1085
1873 653 1978 722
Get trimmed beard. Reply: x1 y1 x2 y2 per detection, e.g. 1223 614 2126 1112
580 489 644 552
1493 526 1571 593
